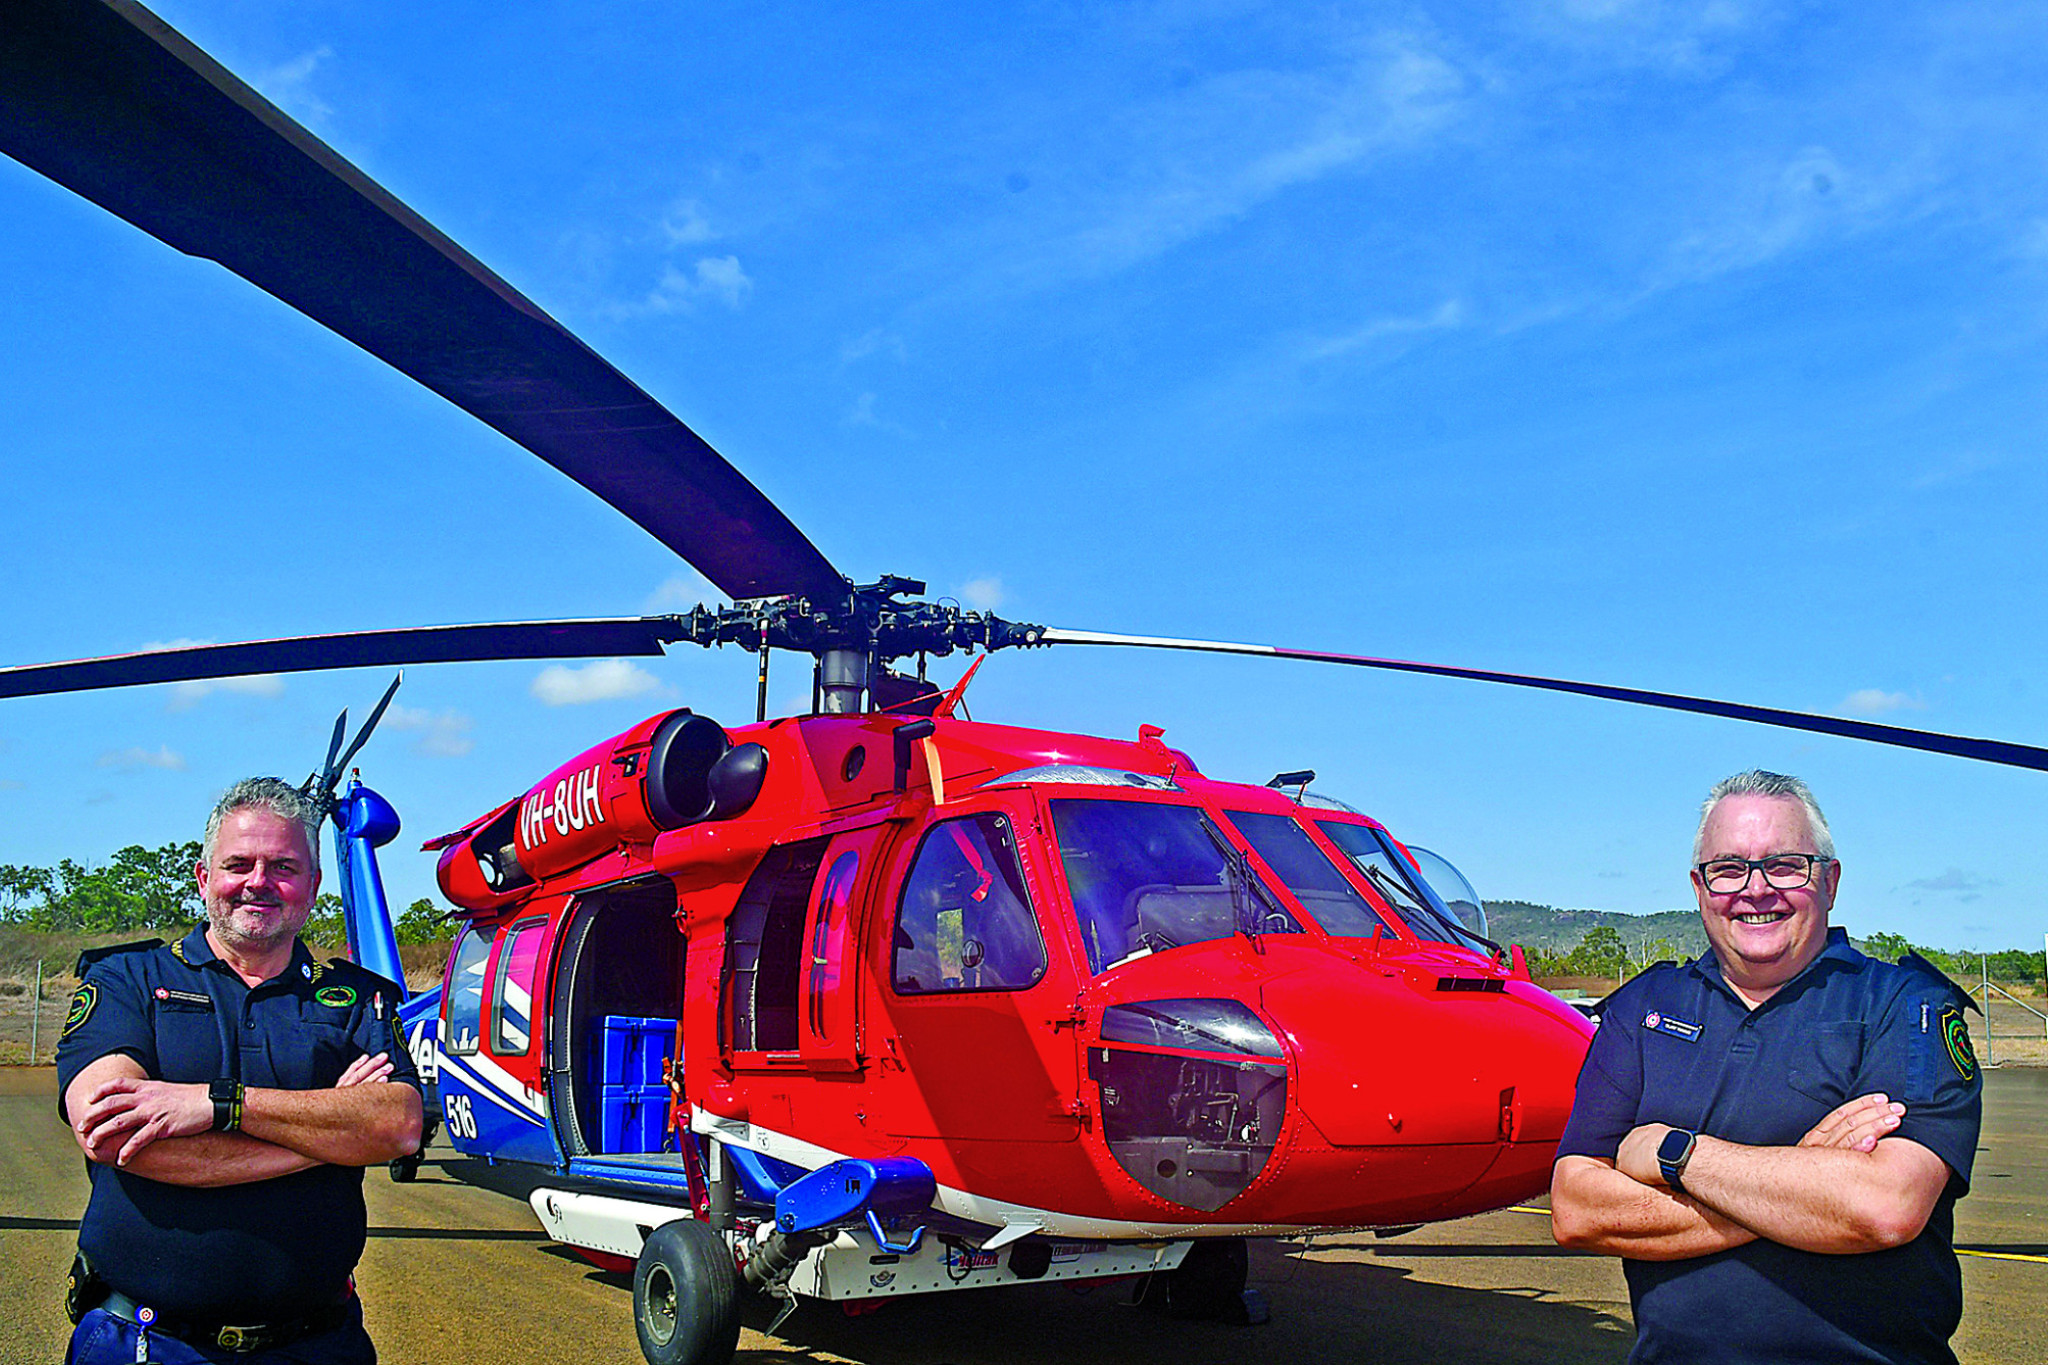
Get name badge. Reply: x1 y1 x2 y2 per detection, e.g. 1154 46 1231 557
1642 1010 1702 1042
152 986 215 1012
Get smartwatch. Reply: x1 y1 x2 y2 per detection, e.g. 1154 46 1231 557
1656 1127 1697 1192
208 1078 244 1133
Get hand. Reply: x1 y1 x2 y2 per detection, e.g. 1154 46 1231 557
1617 1122 1674 1187
76 1077 211 1166
1798 1092 1904 1153
336 1052 395 1088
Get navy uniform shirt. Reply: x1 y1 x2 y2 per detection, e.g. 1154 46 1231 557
55 925 421 1321
1557 928 1982 1365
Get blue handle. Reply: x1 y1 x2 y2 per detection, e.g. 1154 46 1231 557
865 1209 925 1255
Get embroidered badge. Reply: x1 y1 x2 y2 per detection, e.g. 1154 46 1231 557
1643 1010 1703 1042
1939 1005 1977 1081
315 984 358 1009
61 983 97 1038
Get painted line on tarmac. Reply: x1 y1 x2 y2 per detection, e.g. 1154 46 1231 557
1506 1205 2046 1266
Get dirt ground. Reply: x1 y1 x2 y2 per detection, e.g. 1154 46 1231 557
3 1066 2043 1365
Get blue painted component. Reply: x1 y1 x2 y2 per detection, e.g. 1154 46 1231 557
599 1083 672 1153
722 1145 805 1204
333 779 407 993
773 1157 937 1246
864 1209 926 1255
436 1050 550 1162
597 1015 675 1086
566 1157 698 1195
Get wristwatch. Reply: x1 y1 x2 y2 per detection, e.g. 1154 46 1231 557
1656 1127 1698 1192
208 1078 244 1133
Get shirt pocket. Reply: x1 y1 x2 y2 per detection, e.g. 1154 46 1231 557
1783 1021 1865 1107
265 1020 359 1091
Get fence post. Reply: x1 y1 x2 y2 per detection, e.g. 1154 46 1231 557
1981 955 1993 1068
30 958 43 1062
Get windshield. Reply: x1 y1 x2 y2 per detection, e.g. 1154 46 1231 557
1223 810 1390 938
1050 798 1300 973
1313 821 1491 951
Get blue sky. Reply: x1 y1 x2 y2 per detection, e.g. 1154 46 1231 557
3 1 2047 954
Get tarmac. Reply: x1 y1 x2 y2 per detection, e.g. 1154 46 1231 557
2 1065 2040 1365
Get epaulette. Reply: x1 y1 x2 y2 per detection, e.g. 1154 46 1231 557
74 938 163 976
1899 951 1981 1014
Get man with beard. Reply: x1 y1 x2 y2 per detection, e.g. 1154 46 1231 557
1550 770 1982 1364
56 778 423 1364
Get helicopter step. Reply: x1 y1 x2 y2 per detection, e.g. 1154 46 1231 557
527 1186 1194 1301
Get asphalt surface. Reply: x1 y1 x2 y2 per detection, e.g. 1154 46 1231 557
3 1066 2041 1364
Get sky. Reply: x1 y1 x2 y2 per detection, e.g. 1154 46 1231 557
3 1 2047 955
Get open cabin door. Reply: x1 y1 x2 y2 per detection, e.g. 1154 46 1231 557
547 879 685 1159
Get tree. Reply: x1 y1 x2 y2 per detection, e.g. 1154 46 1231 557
1863 931 1912 962
394 897 450 945
301 893 347 948
1566 925 1630 979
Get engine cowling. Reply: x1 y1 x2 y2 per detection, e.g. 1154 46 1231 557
435 709 765 908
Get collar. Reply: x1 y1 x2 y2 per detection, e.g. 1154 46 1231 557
175 924 318 986
1691 926 1863 1008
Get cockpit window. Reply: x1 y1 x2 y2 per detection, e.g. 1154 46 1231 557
893 812 1047 994
1223 810 1390 938
1314 820 1490 950
1050 799 1300 974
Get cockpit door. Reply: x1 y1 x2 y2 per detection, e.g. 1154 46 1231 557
799 822 889 1072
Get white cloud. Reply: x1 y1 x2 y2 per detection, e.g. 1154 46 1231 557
384 705 475 758
662 198 716 245
1841 688 1923 716
1901 868 1999 903
634 255 755 313
531 659 662 705
1307 298 1465 361
840 328 909 365
960 577 1005 610
0 778 23 791
254 46 336 123
98 745 186 772
1660 146 1907 286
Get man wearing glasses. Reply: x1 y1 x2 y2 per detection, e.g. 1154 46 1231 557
1549 770 1981 1365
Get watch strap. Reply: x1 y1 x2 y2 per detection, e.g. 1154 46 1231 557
1657 1127 1697 1192
208 1078 244 1133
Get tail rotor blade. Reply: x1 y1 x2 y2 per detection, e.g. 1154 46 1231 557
330 673 403 783
1039 627 2048 774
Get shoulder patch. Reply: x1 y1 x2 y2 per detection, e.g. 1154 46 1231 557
73 938 163 976
1939 1004 1978 1081
61 982 98 1038
315 984 358 1009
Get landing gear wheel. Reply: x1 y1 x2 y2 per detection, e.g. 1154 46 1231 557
634 1219 742 1365
388 1153 421 1183
1164 1238 1268 1325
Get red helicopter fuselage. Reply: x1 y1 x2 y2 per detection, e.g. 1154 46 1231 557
425 705 1593 1241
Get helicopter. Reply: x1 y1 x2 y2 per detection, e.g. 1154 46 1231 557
9 5 2048 1365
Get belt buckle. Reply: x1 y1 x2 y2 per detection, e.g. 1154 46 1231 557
216 1324 257 1353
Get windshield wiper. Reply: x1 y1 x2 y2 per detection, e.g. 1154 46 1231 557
1200 819 1283 946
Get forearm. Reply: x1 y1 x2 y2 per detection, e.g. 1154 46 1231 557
1550 1155 1760 1260
240 1082 423 1166
108 1131 319 1187
1681 1136 1940 1253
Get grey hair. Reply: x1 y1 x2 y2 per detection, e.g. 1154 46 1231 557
1693 770 1835 862
203 777 324 872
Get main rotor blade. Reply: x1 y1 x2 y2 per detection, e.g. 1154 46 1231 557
0 618 685 701
1041 627 2048 774
0 0 844 602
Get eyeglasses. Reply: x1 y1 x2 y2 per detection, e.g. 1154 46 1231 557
1695 853 1833 895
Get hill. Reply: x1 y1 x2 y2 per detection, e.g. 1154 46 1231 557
1485 900 1706 959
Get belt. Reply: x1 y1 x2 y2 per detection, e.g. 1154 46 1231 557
99 1287 352 1354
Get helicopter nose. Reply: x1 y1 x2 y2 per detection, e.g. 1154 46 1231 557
1256 960 1592 1224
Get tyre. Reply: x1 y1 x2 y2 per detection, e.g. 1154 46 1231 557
634 1218 742 1365
388 1153 420 1183
1165 1237 1265 1324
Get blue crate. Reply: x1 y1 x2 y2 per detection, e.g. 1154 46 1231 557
599 1082 672 1154
596 1015 676 1087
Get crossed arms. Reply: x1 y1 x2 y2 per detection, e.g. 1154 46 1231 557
1551 1093 1952 1258
64 1052 423 1189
